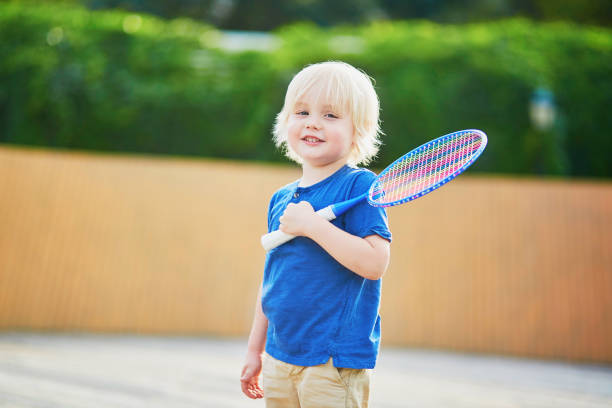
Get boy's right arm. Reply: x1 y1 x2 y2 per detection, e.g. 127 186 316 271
240 284 268 399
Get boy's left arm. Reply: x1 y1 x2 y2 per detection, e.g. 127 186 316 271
279 201 390 280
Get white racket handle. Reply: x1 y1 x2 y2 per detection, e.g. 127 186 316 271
261 206 337 251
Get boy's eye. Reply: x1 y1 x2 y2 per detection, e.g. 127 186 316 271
296 111 308 116
325 113 339 119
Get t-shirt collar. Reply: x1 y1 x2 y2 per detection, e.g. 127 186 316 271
295 164 351 193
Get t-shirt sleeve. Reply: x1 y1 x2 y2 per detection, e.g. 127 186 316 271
267 190 279 234
342 170 392 242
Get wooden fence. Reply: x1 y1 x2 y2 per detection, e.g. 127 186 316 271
1 145 611 363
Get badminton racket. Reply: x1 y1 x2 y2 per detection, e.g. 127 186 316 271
261 129 487 251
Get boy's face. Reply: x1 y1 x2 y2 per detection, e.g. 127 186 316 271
286 85 354 169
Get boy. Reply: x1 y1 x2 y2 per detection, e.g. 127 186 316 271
240 61 391 407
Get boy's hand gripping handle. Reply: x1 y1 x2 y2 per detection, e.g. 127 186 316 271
260 206 336 251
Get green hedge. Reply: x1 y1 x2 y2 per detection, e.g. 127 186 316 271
1 2 611 177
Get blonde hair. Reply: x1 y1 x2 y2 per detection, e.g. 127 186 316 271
273 61 382 166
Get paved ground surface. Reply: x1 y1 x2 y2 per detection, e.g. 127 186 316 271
0 332 611 408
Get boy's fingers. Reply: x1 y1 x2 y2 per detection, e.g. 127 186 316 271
250 381 264 399
241 379 255 395
241 382 255 398
298 201 313 209
241 378 263 399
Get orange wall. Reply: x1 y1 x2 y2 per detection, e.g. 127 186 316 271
1 145 611 362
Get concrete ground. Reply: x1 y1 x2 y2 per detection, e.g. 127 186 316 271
0 332 610 408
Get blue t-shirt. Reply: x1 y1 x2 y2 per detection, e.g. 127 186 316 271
262 165 392 369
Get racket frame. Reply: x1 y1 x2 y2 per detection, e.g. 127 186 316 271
367 129 487 207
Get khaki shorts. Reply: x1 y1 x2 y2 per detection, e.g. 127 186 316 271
262 352 371 408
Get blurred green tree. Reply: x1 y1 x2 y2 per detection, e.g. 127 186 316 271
79 0 611 28
1 2 611 177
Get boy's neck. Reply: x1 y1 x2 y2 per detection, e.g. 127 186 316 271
299 160 348 188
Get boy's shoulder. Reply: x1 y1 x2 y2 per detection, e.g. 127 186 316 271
344 165 377 181
272 179 299 197
342 166 377 194
267 179 299 208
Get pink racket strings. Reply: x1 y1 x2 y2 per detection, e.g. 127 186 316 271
371 130 485 206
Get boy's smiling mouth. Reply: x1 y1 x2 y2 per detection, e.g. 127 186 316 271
302 136 324 145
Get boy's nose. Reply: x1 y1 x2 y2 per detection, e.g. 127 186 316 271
305 118 321 130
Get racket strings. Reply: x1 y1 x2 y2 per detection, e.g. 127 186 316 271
372 131 483 205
